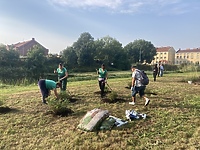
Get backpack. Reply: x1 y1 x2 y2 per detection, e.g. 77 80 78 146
137 70 149 85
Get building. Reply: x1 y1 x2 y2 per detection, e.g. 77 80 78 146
152 46 176 65
7 38 49 57
175 48 200 65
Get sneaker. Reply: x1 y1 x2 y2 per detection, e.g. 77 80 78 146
145 98 150 106
129 102 135 105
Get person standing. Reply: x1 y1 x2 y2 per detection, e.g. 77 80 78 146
54 63 68 91
38 79 61 104
157 63 161 77
153 64 158 81
159 64 164 77
97 64 108 98
129 65 150 106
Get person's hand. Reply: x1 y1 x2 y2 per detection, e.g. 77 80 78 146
104 80 107 83
131 86 134 91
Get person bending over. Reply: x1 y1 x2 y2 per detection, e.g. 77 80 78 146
38 79 61 104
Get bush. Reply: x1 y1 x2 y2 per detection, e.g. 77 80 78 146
47 93 73 116
107 91 118 102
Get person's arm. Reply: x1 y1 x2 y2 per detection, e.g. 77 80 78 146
59 68 68 80
53 89 59 99
54 68 58 74
132 77 135 87
96 69 99 75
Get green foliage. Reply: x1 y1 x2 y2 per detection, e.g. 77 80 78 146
26 45 48 79
179 64 199 72
61 46 78 68
181 75 200 83
47 92 73 116
59 91 72 100
124 39 156 64
107 91 118 102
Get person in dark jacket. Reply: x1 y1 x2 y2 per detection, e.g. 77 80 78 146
153 64 158 81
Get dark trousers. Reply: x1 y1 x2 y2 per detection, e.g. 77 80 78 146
99 80 105 97
58 77 67 91
38 79 49 102
153 72 157 81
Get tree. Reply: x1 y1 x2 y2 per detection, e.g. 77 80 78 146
94 36 128 69
0 44 20 67
62 46 78 69
26 45 47 79
72 32 95 66
124 39 156 64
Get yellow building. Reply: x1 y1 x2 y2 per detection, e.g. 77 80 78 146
175 48 200 65
152 46 176 65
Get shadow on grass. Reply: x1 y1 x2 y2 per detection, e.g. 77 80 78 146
101 98 126 103
0 106 19 114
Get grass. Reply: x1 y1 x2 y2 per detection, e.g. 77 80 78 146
0 72 200 149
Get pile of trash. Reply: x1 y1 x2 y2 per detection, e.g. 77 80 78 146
77 108 147 132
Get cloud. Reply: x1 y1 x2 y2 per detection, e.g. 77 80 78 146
48 0 194 15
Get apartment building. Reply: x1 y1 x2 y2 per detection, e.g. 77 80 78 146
175 48 200 65
152 46 176 65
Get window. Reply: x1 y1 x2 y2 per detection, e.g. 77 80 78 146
177 56 179 59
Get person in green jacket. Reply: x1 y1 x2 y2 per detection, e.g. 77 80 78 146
96 64 108 98
54 63 68 91
38 79 61 104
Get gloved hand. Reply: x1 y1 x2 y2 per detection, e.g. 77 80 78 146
131 86 134 91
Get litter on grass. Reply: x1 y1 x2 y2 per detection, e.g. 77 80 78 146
125 110 147 121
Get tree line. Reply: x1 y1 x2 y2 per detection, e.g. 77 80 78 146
0 32 158 84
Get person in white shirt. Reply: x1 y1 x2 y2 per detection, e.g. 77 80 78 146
129 65 150 106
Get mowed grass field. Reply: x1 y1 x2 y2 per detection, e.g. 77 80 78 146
0 72 200 150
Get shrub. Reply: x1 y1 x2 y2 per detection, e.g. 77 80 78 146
47 93 73 116
107 91 118 102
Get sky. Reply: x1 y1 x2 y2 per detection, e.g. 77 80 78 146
0 0 200 54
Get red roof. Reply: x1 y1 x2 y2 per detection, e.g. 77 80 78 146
177 48 200 53
156 46 172 52
13 40 31 48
